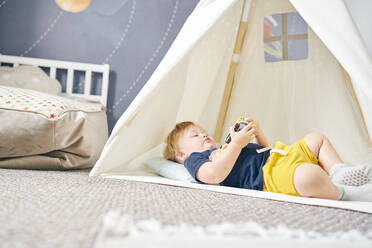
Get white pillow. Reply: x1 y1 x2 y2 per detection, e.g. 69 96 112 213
144 157 198 183
0 65 61 95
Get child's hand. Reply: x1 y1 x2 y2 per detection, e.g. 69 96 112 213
245 117 269 147
245 117 262 137
229 123 255 148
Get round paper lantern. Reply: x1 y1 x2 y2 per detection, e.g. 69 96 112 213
55 0 90 13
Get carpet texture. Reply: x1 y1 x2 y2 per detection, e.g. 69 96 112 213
1 168 371 247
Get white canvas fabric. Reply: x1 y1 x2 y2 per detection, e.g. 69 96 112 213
89 0 372 211
223 0 372 165
90 0 244 176
290 0 372 137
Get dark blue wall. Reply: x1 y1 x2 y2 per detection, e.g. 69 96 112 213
0 0 199 132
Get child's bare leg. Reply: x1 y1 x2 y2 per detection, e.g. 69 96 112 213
294 163 372 201
293 163 340 200
303 132 343 174
303 132 372 186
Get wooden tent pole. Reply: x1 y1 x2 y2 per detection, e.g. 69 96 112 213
214 0 251 142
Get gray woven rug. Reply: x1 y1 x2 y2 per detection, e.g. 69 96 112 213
1 168 371 248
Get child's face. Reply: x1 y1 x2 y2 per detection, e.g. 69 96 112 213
176 125 217 163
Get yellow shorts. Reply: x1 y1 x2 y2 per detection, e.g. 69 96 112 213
262 139 318 196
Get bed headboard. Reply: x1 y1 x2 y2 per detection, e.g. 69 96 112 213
0 54 110 107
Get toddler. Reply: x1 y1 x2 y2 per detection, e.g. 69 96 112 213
163 119 372 201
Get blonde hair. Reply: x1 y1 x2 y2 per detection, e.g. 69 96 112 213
163 121 195 162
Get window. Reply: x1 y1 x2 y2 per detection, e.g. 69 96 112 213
264 12 308 62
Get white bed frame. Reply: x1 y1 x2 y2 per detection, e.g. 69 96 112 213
0 54 110 107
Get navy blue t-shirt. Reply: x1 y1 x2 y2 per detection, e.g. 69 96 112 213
184 143 271 190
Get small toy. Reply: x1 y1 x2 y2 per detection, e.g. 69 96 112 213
224 116 251 144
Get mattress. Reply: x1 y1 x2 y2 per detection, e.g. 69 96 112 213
0 85 108 169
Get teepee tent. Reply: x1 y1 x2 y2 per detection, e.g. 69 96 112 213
90 0 372 194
